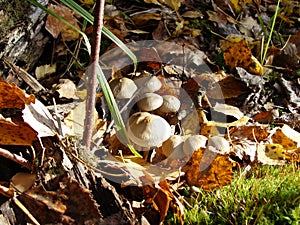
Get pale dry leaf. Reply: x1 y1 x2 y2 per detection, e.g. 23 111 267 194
63 101 97 137
257 144 285 165
163 0 182 11
182 10 203 18
22 99 58 137
11 173 37 193
213 102 244 119
236 67 265 89
35 64 56 80
52 79 77 99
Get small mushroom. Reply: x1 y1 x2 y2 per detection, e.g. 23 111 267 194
110 77 137 99
161 135 185 159
207 136 230 154
156 95 181 114
127 112 171 147
135 76 162 93
137 93 163 112
183 135 208 156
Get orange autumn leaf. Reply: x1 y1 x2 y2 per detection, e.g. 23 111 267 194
223 39 252 70
142 181 174 223
0 80 35 109
185 148 233 190
0 116 38 146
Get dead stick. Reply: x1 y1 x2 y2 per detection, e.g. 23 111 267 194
83 0 105 149
0 147 31 170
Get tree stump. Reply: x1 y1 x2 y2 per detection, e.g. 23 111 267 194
0 0 49 74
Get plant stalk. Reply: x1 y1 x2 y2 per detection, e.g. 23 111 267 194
83 0 105 149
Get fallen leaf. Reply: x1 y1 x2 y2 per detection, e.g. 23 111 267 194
206 75 250 99
142 180 174 223
182 10 203 19
22 99 58 137
264 144 286 160
213 102 244 119
63 101 98 137
185 148 233 190
130 12 161 27
0 80 35 109
223 39 253 70
229 126 269 142
0 115 38 146
236 67 265 92
257 144 285 165
35 64 56 80
52 79 77 99
11 173 37 193
163 0 182 11
45 4 80 41
271 125 299 150
252 110 276 124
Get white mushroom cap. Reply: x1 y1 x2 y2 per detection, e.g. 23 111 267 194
161 135 184 158
110 77 137 99
207 136 230 154
135 76 162 93
137 93 163 112
156 95 181 114
127 112 172 147
183 135 208 156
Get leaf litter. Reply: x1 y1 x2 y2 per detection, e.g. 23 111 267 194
0 0 299 224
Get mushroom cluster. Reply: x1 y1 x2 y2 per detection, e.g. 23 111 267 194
109 74 231 162
160 134 208 159
109 74 181 149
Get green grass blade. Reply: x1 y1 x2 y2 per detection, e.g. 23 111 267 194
60 0 137 71
95 63 142 158
26 0 91 55
261 0 281 65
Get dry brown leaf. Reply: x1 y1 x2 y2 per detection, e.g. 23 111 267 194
271 126 298 150
45 4 80 41
223 39 253 70
206 75 249 99
185 148 233 190
229 126 269 142
0 80 35 109
142 180 174 223
130 12 161 27
0 116 38 146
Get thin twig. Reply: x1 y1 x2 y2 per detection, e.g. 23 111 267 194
0 147 31 170
83 0 105 149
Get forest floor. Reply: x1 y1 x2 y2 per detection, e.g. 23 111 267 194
0 0 299 224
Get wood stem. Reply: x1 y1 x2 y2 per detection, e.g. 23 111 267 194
83 0 105 150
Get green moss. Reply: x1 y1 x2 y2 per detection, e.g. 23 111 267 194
166 164 300 225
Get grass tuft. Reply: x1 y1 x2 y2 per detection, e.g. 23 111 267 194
166 164 300 225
